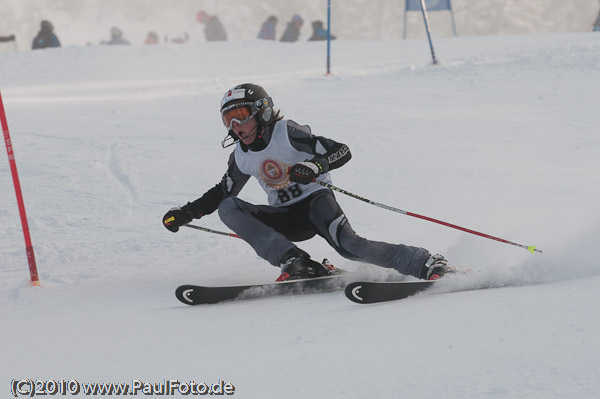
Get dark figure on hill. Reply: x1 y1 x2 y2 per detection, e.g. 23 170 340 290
102 27 131 45
196 11 228 41
145 31 159 44
258 16 278 40
280 15 303 42
308 20 336 41
31 20 61 49
593 8 600 31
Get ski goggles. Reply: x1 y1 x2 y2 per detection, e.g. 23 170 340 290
221 98 272 130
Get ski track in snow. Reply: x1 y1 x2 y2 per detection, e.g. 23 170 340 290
107 141 138 215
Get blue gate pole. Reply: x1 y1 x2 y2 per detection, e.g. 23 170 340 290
419 0 439 65
326 0 331 75
448 0 457 36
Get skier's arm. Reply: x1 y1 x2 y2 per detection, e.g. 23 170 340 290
287 120 351 172
286 120 352 184
186 152 250 217
163 152 250 232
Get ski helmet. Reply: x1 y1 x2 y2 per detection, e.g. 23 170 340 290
220 83 274 130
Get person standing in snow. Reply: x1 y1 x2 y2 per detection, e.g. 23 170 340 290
280 15 303 42
144 31 159 44
163 83 453 282
308 20 336 41
31 20 60 49
196 11 228 41
592 8 600 31
257 15 278 40
102 27 131 45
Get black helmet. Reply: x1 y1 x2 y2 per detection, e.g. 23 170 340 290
220 83 274 127
220 84 274 148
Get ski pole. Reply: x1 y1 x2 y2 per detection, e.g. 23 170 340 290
315 180 542 254
183 223 241 239
419 0 439 65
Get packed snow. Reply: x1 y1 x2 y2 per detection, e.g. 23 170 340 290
1 30 600 398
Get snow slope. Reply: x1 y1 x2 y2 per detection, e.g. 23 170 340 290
1 32 600 398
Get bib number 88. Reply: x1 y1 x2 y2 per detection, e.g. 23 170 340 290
277 184 303 203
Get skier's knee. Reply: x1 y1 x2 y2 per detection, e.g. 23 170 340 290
217 196 241 221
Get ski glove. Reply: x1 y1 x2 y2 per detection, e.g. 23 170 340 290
163 204 195 233
289 160 325 185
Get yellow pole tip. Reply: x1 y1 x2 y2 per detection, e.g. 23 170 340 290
527 246 536 254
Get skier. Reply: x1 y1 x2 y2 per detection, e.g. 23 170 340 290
163 83 453 282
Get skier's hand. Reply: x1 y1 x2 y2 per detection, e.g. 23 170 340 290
162 205 194 233
289 161 324 185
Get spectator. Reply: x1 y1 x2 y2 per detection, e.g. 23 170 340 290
593 8 600 31
258 15 278 40
31 20 61 49
102 27 131 45
144 31 159 44
196 11 227 41
308 20 336 41
0 34 16 42
280 15 303 42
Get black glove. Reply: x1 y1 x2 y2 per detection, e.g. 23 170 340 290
289 160 324 185
8 34 15 41
162 204 195 233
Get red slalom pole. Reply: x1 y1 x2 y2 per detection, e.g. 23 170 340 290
1 90 40 286
315 180 541 254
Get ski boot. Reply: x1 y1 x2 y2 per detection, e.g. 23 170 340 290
276 248 332 282
421 254 457 281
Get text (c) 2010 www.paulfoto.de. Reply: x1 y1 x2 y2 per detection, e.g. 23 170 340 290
10 378 236 397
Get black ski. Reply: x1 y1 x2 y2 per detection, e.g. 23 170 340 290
345 280 436 304
176 273 349 305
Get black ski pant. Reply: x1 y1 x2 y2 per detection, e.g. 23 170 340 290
218 189 429 278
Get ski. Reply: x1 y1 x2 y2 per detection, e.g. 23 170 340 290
176 273 349 305
345 280 436 304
